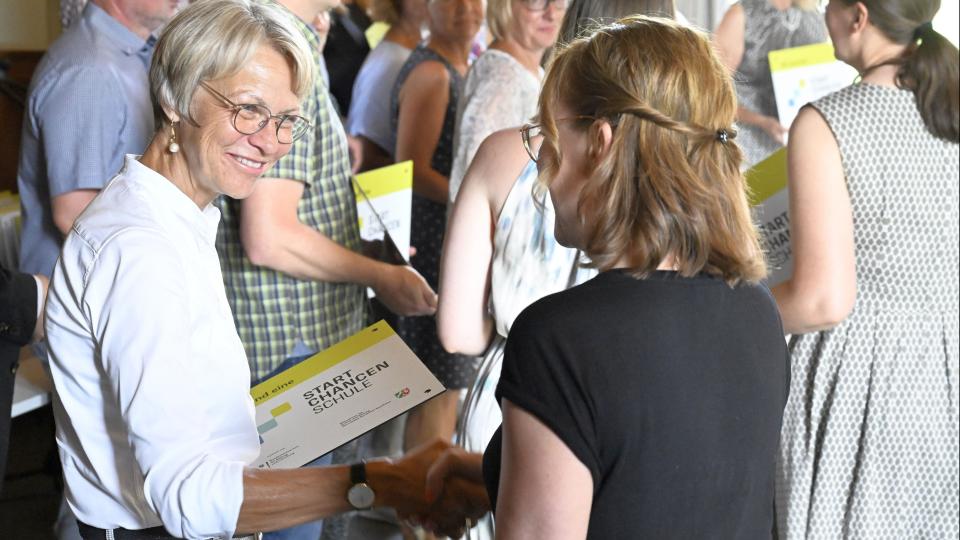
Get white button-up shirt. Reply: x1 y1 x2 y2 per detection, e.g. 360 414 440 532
45 156 260 539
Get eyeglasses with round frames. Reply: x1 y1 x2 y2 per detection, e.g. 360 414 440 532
520 0 567 11
200 81 310 144
520 116 597 163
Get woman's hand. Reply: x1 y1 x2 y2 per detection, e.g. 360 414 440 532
371 264 438 317
421 475 490 538
402 446 490 538
736 105 789 145
368 438 453 516
424 446 486 499
758 115 788 145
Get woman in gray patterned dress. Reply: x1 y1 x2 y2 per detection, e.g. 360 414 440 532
714 0 826 166
772 0 959 537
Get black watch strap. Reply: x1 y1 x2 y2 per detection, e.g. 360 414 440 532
350 462 366 485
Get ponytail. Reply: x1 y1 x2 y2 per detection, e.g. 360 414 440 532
899 25 959 143
848 0 959 143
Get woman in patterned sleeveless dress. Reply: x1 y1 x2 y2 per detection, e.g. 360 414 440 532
390 0 483 455
714 0 826 167
447 0 566 205
772 0 959 537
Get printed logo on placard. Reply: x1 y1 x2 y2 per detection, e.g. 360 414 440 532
395 387 411 399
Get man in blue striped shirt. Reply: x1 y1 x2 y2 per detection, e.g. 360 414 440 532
17 0 176 280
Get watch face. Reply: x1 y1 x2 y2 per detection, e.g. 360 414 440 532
348 483 375 510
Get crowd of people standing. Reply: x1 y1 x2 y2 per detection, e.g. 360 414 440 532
2 0 956 538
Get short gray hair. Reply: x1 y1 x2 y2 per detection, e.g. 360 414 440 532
149 0 315 127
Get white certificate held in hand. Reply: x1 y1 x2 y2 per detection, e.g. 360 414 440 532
250 321 445 469
354 160 413 264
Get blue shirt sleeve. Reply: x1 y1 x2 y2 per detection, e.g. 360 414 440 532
32 64 127 197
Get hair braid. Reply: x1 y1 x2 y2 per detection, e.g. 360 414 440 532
620 101 735 145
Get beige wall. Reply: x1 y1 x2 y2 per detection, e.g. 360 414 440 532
0 0 61 51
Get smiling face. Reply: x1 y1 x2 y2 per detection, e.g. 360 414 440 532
174 44 301 203
510 0 564 53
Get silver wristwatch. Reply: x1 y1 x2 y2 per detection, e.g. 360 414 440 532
346 462 376 510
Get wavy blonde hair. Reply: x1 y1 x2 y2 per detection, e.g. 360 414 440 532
486 0 515 41
537 16 766 284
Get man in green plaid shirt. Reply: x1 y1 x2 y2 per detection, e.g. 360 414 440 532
217 0 436 383
214 5 436 537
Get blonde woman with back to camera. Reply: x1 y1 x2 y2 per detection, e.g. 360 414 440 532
437 0 677 517
425 16 790 539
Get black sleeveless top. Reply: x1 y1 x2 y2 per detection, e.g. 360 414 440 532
389 44 464 175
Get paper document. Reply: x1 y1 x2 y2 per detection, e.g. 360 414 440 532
251 320 445 469
746 148 792 287
769 42 857 131
354 161 412 264
365 22 389 50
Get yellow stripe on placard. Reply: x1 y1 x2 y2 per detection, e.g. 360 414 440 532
769 42 837 73
354 161 413 200
270 402 293 417
745 148 788 206
251 320 396 405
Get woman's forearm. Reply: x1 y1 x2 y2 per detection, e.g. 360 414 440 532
737 105 771 127
772 279 853 335
414 167 451 204
236 467 352 534
236 439 453 535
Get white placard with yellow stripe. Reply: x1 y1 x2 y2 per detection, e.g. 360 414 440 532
769 42 857 131
747 148 793 287
354 161 413 263
251 320 445 469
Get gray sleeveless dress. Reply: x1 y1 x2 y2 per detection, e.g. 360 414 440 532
735 0 826 166
776 84 959 539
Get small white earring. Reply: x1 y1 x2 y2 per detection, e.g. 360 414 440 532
167 122 180 154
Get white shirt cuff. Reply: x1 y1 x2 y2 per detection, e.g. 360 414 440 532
33 274 44 323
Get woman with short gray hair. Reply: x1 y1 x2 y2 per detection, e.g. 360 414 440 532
44 2 451 538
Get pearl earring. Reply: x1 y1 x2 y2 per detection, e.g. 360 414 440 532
167 122 180 154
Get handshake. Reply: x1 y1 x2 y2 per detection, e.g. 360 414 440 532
371 439 489 538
